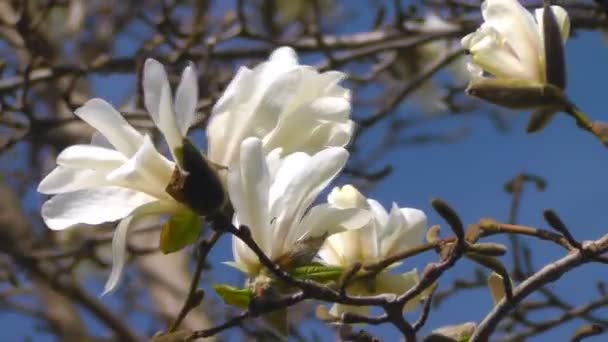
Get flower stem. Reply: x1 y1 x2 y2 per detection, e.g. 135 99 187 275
562 101 608 147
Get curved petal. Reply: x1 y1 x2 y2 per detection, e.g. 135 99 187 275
263 96 351 152
327 184 367 209
174 63 198 136
41 187 156 230
38 167 107 194
295 205 371 242
367 199 389 226
463 27 530 79
159 82 184 156
375 270 421 312
105 135 174 198
143 58 170 127
210 66 253 118
57 145 127 170
75 99 143 156
90 132 113 149
481 0 542 79
379 205 427 257
315 210 377 265
227 137 272 258
271 147 348 257
102 200 180 295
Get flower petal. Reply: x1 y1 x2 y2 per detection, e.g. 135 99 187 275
41 187 157 230
174 63 198 136
159 81 184 156
367 199 389 226
271 147 348 256
379 205 427 257
38 167 107 194
102 201 180 295
105 135 174 198
75 99 143 156
143 58 170 128
227 137 272 261
481 0 543 79
56 145 127 170
296 204 371 242
375 269 421 312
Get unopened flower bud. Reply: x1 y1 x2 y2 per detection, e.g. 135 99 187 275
166 138 225 216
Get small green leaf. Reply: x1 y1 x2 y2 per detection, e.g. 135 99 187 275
159 211 201 254
213 284 253 309
289 264 344 282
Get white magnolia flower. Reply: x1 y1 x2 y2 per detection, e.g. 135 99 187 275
227 138 370 276
318 185 428 316
461 0 570 85
207 46 355 168
38 59 198 295
400 13 468 113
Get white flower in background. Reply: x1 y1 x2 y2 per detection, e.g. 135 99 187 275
38 59 198 295
227 138 370 277
318 185 428 316
461 0 570 87
397 13 469 113
207 46 355 168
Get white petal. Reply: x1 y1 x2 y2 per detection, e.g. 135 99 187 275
263 96 351 153
159 81 184 156
102 201 179 295
105 135 174 197
295 205 371 242
143 58 170 128
210 66 253 118
464 27 531 79
227 137 272 256
375 270 421 312
231 236 261 276
327 184 367 209
57 145 126 170
90 132 113 149
174 63 198 136
271 147 349 256
379 205 427 257
268 46 299 66
38 167 107 194
481 0 543 79
75 99 143 156
41 187 157 230
367 199 389 226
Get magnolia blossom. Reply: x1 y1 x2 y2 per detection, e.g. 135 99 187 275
38 59 198 294
318 185 427 316
461 0 570 85
399 13 469 113
207 46 354 168
227 138 370 276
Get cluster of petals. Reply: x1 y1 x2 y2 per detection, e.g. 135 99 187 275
38 59 198 294
461 0 570 84
38 47 369 295
318 185 428 315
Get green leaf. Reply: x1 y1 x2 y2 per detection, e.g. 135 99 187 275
213 284 253 309
159 211 201 254
289 264 344 282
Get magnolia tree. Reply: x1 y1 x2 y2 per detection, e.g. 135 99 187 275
0 0 607 341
